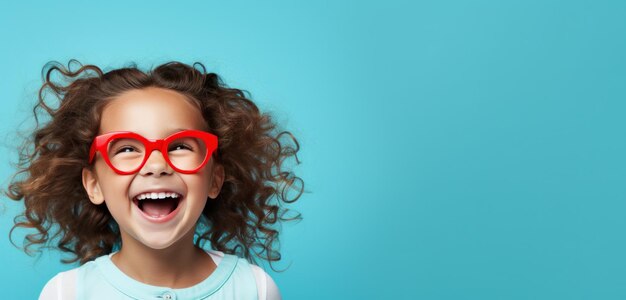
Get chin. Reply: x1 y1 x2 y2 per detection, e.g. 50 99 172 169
138 233 182 250
144 241 178 250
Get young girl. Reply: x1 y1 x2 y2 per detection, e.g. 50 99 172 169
6 60 303 299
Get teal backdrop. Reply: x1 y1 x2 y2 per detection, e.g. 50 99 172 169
2 0 626 299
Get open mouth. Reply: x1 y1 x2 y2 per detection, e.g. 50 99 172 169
132 192 182 218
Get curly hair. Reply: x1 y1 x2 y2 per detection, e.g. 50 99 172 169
5 59 304 268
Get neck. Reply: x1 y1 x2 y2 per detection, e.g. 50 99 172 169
111 228 216 288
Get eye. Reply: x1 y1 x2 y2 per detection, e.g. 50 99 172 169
169 143 193 152
114 146 140 155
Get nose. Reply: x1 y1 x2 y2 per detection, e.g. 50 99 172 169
139 150 173 177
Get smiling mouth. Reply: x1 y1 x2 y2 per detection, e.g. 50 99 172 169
132 192 182 217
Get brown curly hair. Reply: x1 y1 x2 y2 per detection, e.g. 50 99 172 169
5 59 304 268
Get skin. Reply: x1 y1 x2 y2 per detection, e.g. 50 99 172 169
82 87 225 288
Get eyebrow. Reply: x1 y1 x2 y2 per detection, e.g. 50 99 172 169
99 128 207 139
169 128 192 134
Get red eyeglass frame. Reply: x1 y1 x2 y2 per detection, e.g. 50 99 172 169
88 130 218 175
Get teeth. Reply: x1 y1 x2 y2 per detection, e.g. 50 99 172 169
135 191 181 200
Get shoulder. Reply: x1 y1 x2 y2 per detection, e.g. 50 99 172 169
249 264 282 300
39 257 104 300
39 268 79 300
207 250 282 300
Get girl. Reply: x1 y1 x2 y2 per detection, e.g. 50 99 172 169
6 60 303 299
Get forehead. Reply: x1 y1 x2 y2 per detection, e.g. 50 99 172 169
100 87 206 137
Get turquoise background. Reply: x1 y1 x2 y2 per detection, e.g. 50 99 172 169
2 0 626 299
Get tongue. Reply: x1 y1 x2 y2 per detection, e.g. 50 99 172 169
141 199 177 217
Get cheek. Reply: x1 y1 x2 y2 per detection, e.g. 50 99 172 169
96 173 134 202
188 176 212 197
181 171 213 202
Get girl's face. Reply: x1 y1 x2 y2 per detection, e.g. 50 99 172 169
82 87 224 250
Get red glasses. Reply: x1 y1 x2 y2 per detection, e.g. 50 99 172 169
88 130 218 175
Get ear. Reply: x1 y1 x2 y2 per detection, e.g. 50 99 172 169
82 168 105 205
208 163 225 200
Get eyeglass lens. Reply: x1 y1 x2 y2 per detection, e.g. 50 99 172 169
106 136 208 172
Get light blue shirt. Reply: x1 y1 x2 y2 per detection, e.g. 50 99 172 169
41 250 260 300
